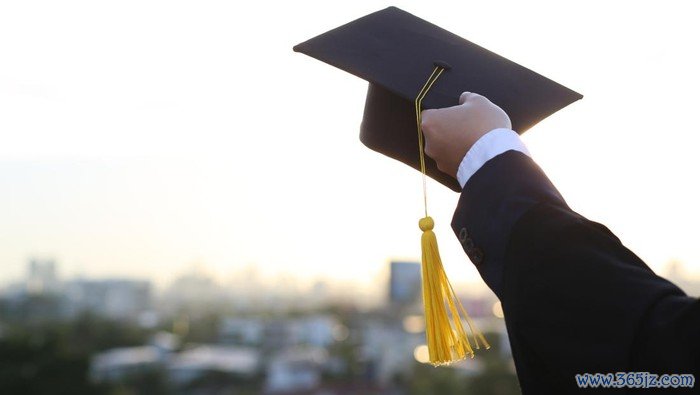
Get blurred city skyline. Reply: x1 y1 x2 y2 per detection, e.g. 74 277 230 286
2 256 697 392
2 1 700 291
4 255 699 301
0 257 521 393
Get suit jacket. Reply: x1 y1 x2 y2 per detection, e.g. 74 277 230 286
451 150 700 394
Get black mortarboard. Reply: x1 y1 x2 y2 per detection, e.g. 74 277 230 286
294 6 582 191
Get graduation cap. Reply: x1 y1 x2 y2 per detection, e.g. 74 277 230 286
294 6 582 192
294 6 582 365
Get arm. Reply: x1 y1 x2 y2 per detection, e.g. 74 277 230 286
422 93 700 391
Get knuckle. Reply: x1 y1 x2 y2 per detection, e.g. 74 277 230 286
503 113 513 129
421 123 434 137
420 119 429 131
422 126 434 139
424 143 436 158
472 93 488 102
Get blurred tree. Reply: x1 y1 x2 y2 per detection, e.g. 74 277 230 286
0 313 154 394
406 363 470 395
0 332 100 394
103 370 169 395
180 311 221 343
67 313 150 353
180 370 262 395
396 331 520 395
465 331 520 395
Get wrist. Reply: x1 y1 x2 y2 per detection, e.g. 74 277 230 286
456 128 530 188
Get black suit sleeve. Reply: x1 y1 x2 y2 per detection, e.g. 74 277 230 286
451 150 700 393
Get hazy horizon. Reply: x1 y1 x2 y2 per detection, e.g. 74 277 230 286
2 1 700 295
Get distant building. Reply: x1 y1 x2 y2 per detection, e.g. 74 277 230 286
149 331 180 353
90 346 164 383
223 315 339 350
265 347 327 394
458 295 496 319
64 279 151 320
219 317 265 346
289 315 338 347
388 261 421 306
361 319 422 384
167 345 259 385
26 258 59 295
161 270 226 313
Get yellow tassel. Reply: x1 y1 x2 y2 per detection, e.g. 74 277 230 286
414 66 489 365
419 216 490 366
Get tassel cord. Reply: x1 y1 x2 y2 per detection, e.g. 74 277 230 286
415 66 489 366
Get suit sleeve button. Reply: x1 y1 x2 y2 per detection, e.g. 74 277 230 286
471 248 485 266
458 228 468 243
463 238 474 250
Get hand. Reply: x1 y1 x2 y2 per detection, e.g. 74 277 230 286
421 92 512 178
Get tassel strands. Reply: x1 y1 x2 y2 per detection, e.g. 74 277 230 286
419 216 490 364
415 66 490 366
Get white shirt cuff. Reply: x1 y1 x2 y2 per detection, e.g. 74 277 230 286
456 128 531 188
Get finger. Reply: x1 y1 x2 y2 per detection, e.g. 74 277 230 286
459 91 472 105
420 108 436 129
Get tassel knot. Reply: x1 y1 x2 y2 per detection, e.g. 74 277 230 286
419 216 434 231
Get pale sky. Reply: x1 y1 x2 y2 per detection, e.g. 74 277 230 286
1 1 700 292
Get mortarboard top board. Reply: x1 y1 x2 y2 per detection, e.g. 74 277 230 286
294 6 583 192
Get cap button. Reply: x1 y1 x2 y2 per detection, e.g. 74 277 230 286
433 60 452 70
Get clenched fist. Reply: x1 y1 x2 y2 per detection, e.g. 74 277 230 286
421 92 512 178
